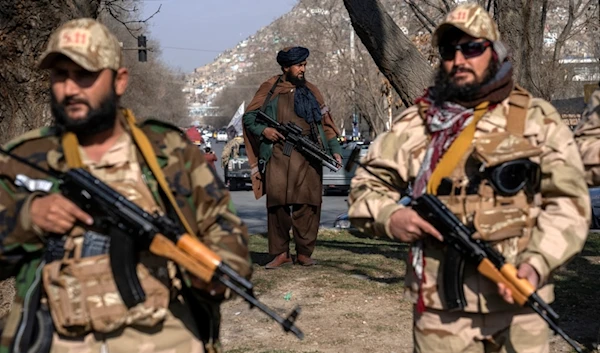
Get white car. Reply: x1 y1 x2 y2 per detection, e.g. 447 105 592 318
216 131 228 143
201 140 211 150
202 130 212 141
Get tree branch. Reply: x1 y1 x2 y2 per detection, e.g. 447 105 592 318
100 0 161 38
343 0 433 106
405 0 437 33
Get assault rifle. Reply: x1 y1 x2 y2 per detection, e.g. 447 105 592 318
0 148 304 342
256 111 342 172
346 147 584 353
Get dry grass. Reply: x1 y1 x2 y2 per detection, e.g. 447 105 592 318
219 230 600 353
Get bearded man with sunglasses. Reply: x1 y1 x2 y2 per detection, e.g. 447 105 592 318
348 3 589 352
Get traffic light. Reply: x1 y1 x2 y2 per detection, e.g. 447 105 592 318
137 35 147 62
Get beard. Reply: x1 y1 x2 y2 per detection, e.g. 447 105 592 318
51 88 118 137
286 70 306 87
431 59 500 107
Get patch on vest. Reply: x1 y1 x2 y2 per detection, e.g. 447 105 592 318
15 174 53 193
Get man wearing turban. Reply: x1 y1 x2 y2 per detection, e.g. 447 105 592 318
243 46 342 269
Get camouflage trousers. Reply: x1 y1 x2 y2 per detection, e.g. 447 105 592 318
50 301 204 353
414 307 549 353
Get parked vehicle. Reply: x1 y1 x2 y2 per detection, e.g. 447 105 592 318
216 130 228 143
202 130 212 142
200 140 211 150
322 141 370 196
223 141 251 191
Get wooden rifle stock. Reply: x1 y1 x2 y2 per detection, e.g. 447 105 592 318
476 259 528 306
149 233 215 283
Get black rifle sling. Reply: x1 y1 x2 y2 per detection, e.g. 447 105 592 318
260 76 282 113
309 121 324 149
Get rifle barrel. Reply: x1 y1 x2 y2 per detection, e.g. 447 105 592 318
218 274 304 339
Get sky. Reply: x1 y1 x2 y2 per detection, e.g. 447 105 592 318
141 0 297 73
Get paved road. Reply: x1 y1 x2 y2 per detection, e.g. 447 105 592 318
208 138 349 234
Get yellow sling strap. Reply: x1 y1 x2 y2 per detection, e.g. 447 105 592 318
122 109 196 237
60 109 196 238
426 101 490 195
61 132 85 168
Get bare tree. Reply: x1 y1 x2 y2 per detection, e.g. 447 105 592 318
344 0 599 104
343 0 434 107
100 4 189 126
0 0 174 143
0 0 100 143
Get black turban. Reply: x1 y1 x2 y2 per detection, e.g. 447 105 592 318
276 46 309 67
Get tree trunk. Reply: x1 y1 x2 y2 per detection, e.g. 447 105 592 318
343 0 433 107
0 0 99 143
496 0 546 97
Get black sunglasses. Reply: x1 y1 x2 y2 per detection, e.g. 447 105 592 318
439 41 492 61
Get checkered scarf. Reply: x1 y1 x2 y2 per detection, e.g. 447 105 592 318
412 96 475 197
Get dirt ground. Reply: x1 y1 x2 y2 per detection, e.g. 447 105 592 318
218 230 600 353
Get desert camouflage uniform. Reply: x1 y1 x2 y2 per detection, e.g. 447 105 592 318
574 88 600 185
573 88 600 347
0 114 252 353
348 90 590 351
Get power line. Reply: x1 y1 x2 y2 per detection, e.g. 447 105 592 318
162 46 223 53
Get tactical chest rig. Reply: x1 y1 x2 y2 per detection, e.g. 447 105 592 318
428 86 543 311
37 111 198 339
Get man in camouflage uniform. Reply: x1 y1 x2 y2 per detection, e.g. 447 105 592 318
575 88 600 184
574 84 600 350
0 19 251 353
348 3 589 352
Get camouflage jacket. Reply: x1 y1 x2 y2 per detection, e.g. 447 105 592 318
348 90 590 313
0 116 252 348
574 88 600 186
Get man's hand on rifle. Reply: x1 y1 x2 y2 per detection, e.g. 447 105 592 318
262 127 285 142
333 153 342 165
30 194 93 234
497 263 540 304
389 208 443 243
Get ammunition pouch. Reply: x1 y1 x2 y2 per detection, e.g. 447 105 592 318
436 131 543 311
41 230 170 337
42 254 169 336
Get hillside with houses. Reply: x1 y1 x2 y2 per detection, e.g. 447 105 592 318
184 0 599 131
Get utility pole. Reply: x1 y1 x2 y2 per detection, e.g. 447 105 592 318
350 21 359 140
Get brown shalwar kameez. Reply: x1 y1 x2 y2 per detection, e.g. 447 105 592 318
265 87 323 256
